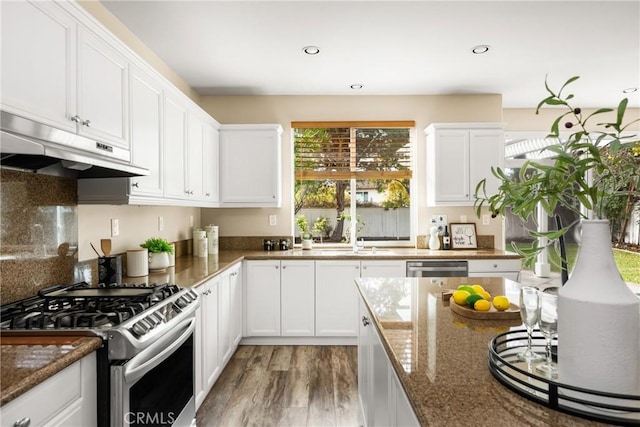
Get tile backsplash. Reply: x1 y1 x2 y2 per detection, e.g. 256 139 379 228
0 169 78 303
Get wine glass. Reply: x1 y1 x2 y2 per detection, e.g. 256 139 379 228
517 286 544 362
536 292 559 378
464 227 474 245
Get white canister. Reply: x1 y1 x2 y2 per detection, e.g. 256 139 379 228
205 225 219 254
168 243 176 267
197 236 208 258
193 229 206 256
127 248 148 277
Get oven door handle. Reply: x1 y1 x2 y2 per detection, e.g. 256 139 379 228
123 316 195 384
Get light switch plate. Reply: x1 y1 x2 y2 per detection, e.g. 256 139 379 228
482 214 491 225
111 218 119 237
269 215 277 226
430 215 448 233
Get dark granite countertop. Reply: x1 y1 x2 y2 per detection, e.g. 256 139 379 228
355 276 607 426
0 335 102 406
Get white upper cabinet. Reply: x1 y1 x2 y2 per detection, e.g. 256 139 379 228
425 123 504 206
186 110 205 199
129 65 163 197
77 26 129 148
219 124 283 207
1 1 77 132
203 122 219 203
163 93 189 200
1 1 129 148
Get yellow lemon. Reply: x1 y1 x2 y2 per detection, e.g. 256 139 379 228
478 290 492 301
471 284 485 293
474 299 491 311
452 290 471 305
492 296 510 311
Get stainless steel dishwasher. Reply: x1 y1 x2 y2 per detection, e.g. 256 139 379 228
406 260 468 277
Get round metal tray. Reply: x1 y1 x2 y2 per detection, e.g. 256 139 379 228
488 329 640 426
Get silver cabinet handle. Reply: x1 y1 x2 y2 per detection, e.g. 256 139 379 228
132 182 139 188
14 418 31 427
190 190 194 195
361 316 370 326
70 115 81 123
82 119 91 127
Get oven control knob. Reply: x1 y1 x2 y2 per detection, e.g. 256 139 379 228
176 296 189 308
131 321 149 337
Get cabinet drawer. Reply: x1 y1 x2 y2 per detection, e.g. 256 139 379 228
468 259 521 273
2 359 82 427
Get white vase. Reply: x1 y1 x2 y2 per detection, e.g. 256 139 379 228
148 251 170 272
429 233 440 250
301 239 313 250
558 219 640 394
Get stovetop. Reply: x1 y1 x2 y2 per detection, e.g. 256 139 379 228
1 281 200 360
0 282 182 331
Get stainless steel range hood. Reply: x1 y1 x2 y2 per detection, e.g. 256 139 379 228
1 111 149 178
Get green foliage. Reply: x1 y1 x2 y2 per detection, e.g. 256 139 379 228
312 216 332 239
474 75 640 265
381 179 410 208
340 212 366 242
140 237 173 254
296 215 312 239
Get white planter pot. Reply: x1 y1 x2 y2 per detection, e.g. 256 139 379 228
301 239 313 250
558 219 640 394
148 251 170 272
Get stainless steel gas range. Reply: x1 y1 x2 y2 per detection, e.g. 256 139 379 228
1 282 200 427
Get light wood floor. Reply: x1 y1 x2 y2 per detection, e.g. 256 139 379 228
196 345 359 427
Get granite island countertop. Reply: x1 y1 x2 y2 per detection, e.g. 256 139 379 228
355 276 608 427
0 335 102 406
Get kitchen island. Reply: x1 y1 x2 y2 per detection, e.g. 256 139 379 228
355 276 607 426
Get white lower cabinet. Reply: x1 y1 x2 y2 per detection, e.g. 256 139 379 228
315 260 361 336
245 260 315 337
358 296 420 427
1 353 97 427
468 258 521 281
229 264 243 347
281 260 315 336
195 277 220 410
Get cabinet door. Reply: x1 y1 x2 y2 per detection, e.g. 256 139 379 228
218 272 232 365
469 129 505 198
203 280 221 391
315 260 360 336
77 27 128 147
361 260 406 278
371 329 390 426
245 260 281 336
390 369 421 427
186 111 205 200
219 125 282 206
432 130 470 203
1 0 76 132
357 298 372 427
129 65 163 196
163 94 188 199
203 122 219 203
281 260 315 336
229 264 243 346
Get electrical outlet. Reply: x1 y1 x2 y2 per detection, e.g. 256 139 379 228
482 214 491 225
269 215 277 226
189 216 194 227
158 216 164 231
111 218 119 237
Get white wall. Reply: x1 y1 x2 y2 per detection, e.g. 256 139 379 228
78 205 200 261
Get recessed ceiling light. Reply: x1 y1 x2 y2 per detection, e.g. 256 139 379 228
471 45 490 54
623 87 638 93
350 84 364 90
302 46 320 55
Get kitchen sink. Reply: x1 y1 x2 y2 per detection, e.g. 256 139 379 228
312 249 393 256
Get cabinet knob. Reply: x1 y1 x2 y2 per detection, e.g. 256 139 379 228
282 265 286 269
82 119 91 127
493 264 498 268
132 182 139 188
14 418 31 427
70 115 81 123
361 316 370 326
275 265 279 269
355 266 359 269
206 193 210 196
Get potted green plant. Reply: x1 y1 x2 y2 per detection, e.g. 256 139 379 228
296 215 313 249
140 237 173 271
474 75 639 395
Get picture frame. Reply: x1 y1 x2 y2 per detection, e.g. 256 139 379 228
450 223 478 249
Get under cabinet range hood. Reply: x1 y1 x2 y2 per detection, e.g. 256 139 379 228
0 111 149 178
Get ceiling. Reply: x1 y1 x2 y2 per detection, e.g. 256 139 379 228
101 1 640 108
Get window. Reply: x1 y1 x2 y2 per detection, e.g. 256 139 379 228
293 121 414 245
